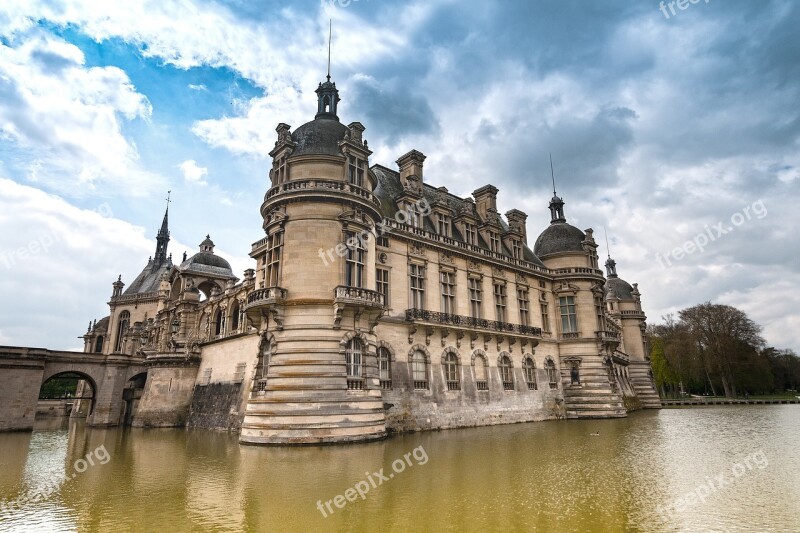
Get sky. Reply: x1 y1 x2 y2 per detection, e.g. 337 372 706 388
0 0 798 352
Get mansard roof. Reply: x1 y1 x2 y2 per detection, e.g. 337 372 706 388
371 164 545 267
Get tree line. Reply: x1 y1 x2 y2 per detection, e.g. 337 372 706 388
648 302 800 398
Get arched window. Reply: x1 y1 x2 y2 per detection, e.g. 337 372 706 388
411 350 428 390
214 309 225 337
377 347 392 390
230 301 241 333
115 311 130 353
94 335 104 354
346 338 363 390
523 358 537 390
474 355 488 391
547 359 559 389
444 352 460 391
499 355 514 391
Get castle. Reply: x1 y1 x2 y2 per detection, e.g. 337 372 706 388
80 73 660 445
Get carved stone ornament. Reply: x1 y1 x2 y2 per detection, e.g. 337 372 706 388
439 252 455 265
409 243 427 258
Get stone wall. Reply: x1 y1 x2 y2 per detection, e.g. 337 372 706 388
187 382 243 431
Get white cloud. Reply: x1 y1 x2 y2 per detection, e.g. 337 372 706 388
179 159 208 186
0 31 162 195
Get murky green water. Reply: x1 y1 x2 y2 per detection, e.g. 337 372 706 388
1 407 798 532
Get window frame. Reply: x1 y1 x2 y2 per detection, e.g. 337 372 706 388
559 295 578 334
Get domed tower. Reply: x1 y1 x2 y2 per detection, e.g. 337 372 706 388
533 187 626 418
240 74 387 445
603 256 660 409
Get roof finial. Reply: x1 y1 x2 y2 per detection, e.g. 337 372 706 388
549 152 557 197
604 226 611 259
166 190 171 209
326 19 332 82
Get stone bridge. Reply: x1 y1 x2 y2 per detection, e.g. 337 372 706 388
0 346 146 431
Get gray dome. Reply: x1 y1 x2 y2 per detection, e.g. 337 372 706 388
533 222 585 257
606 277 634 300
290 118 348 157
183 252 231 270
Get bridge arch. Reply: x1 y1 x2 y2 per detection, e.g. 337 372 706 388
39 370 98 416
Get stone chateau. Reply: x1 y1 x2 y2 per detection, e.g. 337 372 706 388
79 73 660 444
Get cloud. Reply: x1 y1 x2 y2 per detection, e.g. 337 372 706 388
179 159 208 186
0 30 161 195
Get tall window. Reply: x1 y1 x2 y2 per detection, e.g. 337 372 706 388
438 214 451 237
595 295 606 332
378 347 392 389
230 301 241 332
345 232 365 288
376 268 390 304
468 277 482 319
523 358 537 390
409 264 426 309
559 296 578 333
275 155 288 184
266 231 283 287
440 271 455 314
94 336 104 353
494 282 507 322
444 353 460 390
214 309 225 337
499 355 514 391
406 204 421 228
518 288 530 326
348 155 365 187
512 239 523 259
546 359 559 389
464 223 477 245
541 300 551 332
346 338 363 390
412 350 428 390
489 232 501 253
114 311 130 352
474 355 488 390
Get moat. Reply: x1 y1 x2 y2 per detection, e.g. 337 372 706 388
1 407 798 532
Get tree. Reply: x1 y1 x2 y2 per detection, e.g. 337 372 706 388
677 303 765 397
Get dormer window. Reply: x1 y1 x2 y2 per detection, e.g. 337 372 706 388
438 214 451 237
348 155 365 187
489 232 500 253
275 155 288 184
512 239 523 259
464 223 477 245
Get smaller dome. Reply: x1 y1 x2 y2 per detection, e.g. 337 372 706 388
606 277 634 300
179 235 235 278
533 222 585 257
183 252 232 271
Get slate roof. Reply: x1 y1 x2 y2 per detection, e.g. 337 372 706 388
371 165 545 267
290 118 349 157
179 252 236 279
606 276 635 300
533 222 586 257
123 259 172 295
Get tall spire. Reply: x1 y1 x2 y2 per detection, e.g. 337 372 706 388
327 19 332 82
315 21 340 120
603 227 618 277
547 155 566 224
154 191 171 264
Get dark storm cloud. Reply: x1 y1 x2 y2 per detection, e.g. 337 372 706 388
348 76 440 144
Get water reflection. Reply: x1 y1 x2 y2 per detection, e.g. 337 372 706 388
1 407 799 532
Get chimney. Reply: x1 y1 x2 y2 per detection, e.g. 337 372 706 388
505 209 528 244
472 185 499 221
396 149 426 189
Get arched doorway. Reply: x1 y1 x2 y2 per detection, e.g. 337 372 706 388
122 373 148 426
38 372 96 419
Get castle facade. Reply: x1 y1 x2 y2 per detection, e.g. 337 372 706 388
82 74 660 445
